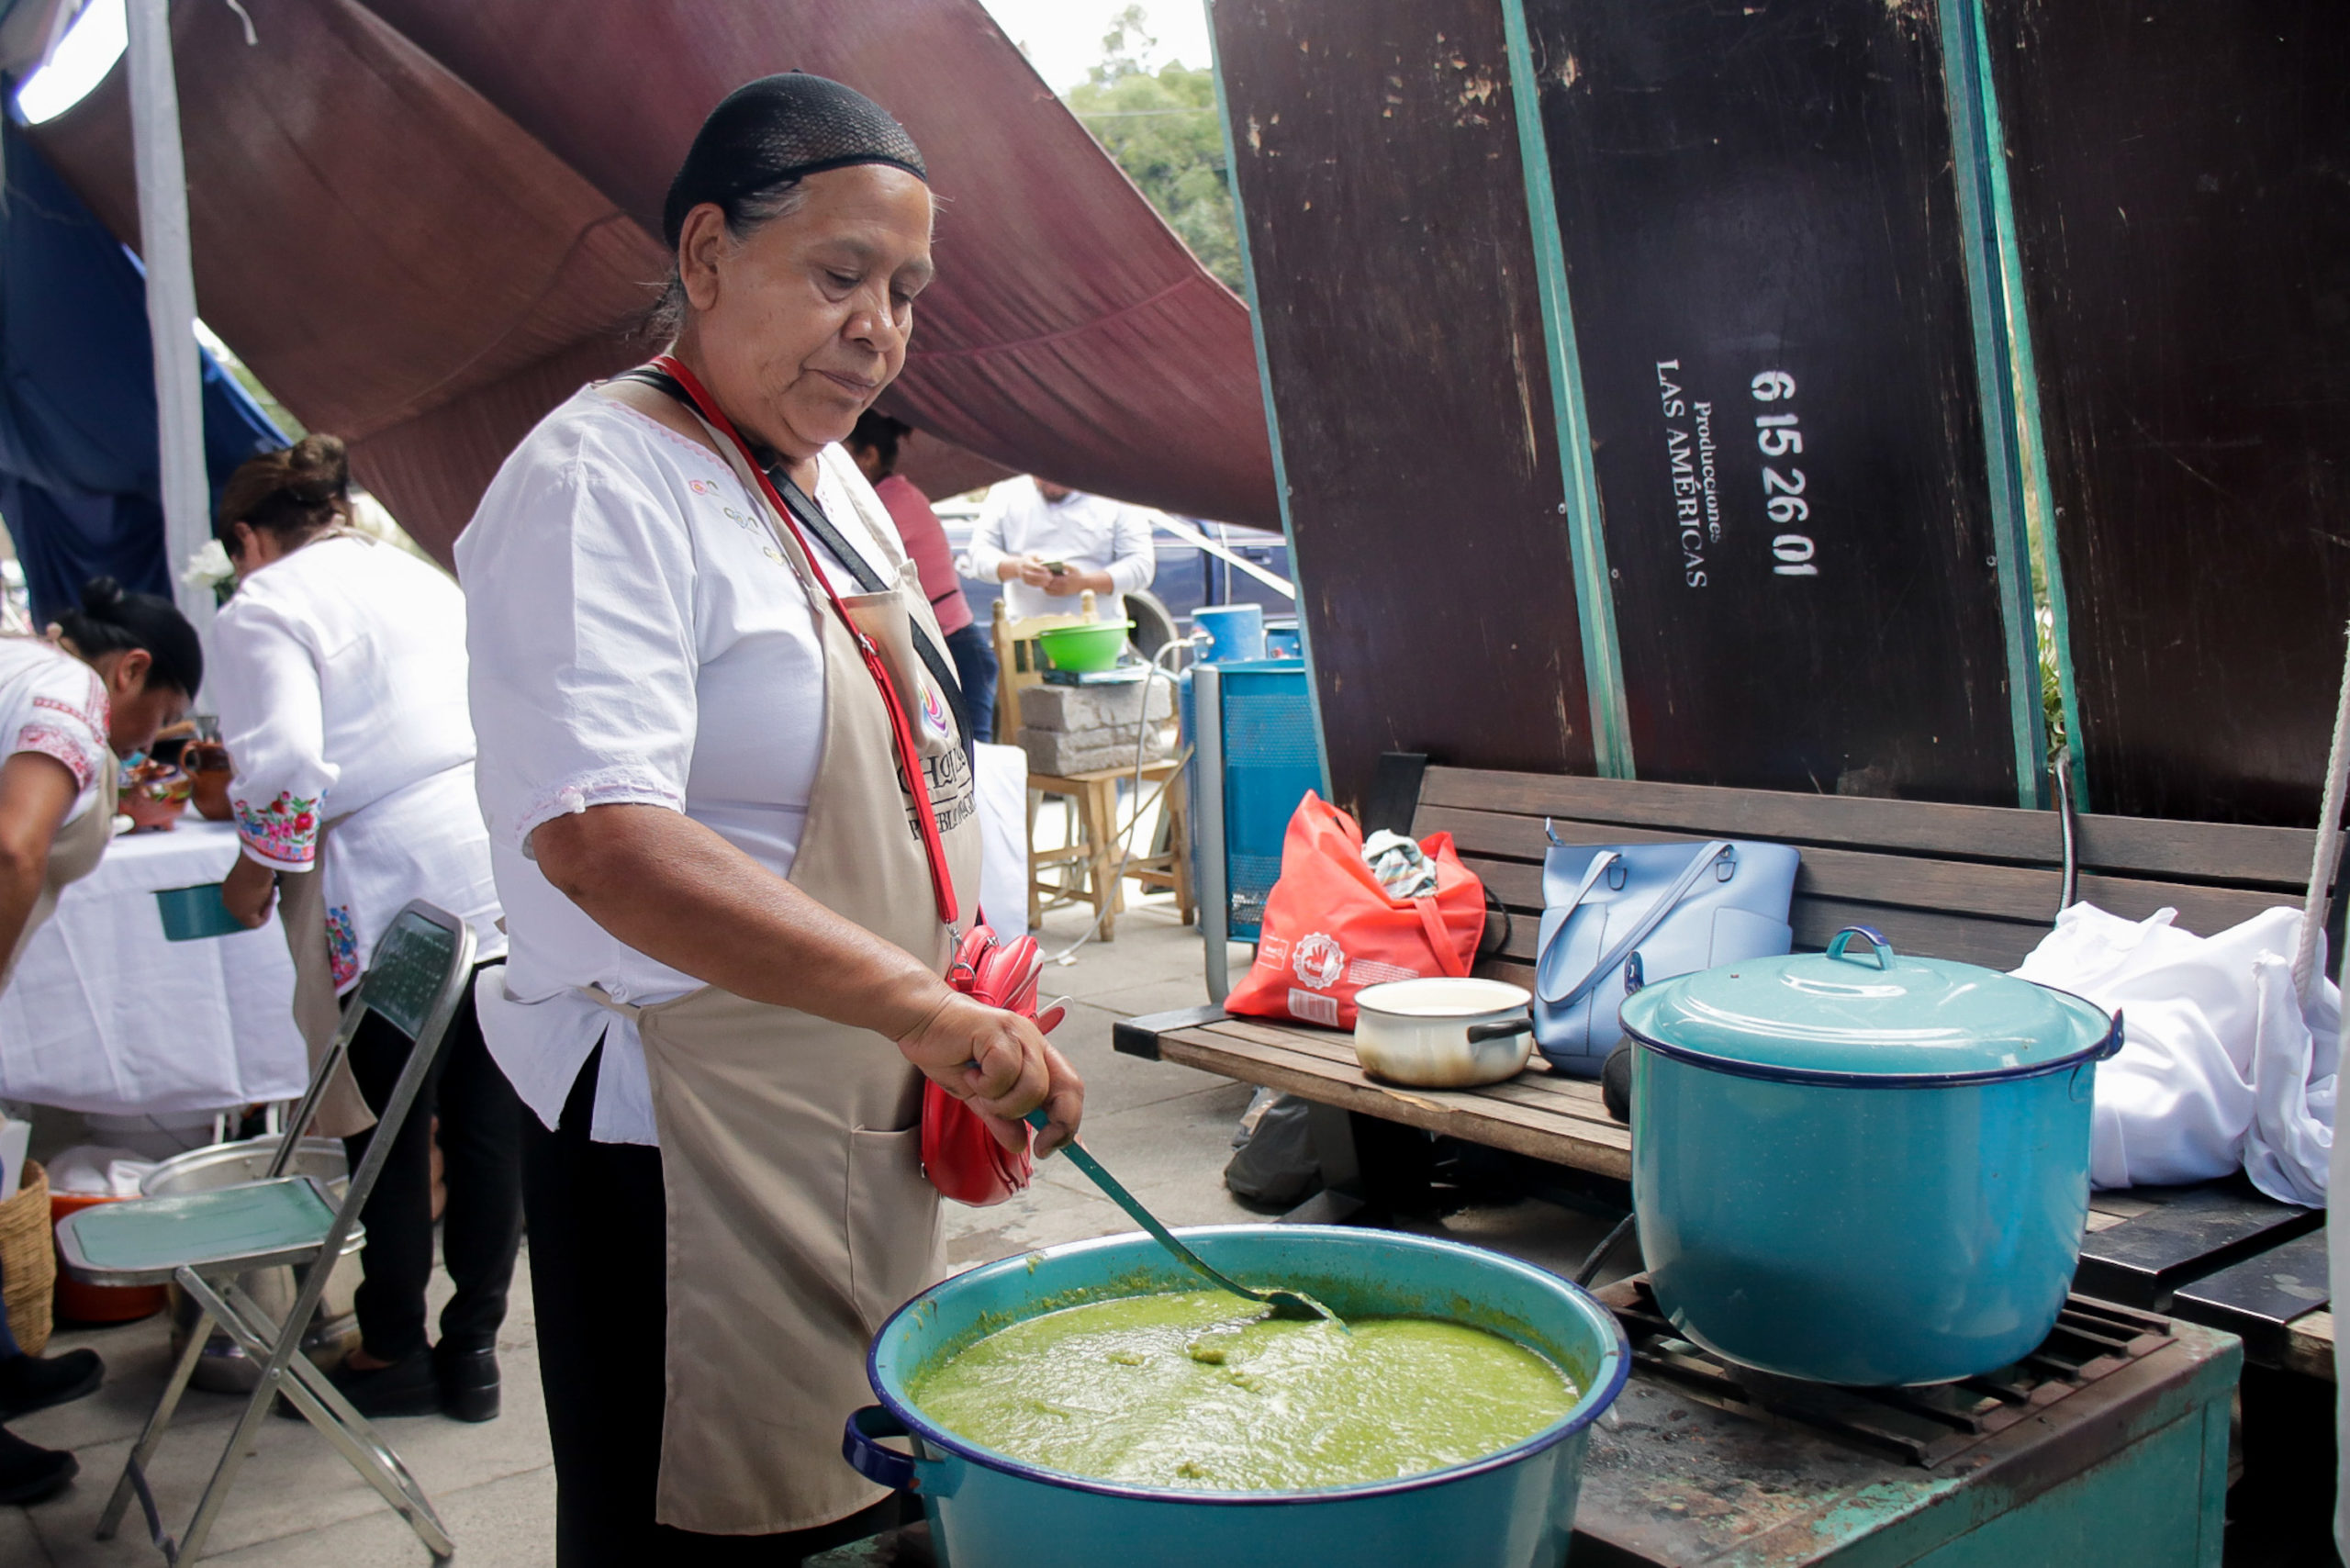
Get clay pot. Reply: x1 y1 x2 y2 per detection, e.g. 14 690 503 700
120 761 191 833
181 741 234 823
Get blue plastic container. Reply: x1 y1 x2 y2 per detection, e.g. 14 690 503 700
845 1226 1628 1568
1190 603 1266 664
154 883 244 942
1617 927 2122 1386
1262 619 1303 658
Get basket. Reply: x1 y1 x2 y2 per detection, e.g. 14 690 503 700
0 1159 53 1355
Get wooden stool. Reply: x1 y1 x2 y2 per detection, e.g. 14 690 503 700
1028 759 1195 940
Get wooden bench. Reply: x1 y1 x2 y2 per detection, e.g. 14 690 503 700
1117 756 2337 1375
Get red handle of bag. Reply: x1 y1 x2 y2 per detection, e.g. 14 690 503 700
651 354 957 925
1413 895 1471 979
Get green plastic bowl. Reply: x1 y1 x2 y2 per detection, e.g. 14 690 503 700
1035 621 1135 674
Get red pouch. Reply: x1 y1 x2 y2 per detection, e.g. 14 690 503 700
1225 792 1486 1031
922 925 1041 1206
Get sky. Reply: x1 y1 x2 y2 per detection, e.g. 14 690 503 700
14 0 121 124
16 0 1214 123
976 0 1213 92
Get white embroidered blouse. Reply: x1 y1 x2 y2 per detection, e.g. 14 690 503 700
0 638 109 823
209 534 504 989
459 386 901 1147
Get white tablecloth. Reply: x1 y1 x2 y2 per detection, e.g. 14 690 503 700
0 819 308 1114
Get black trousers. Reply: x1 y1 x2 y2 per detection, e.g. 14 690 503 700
523 1047 911 1567
341 962 523 1361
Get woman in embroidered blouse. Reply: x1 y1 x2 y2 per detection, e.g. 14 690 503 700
0 577 198 1506
210 436 520 1426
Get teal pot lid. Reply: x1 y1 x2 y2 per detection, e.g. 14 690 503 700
1617 926 2121 1087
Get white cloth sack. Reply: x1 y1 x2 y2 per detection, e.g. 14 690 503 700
2011 902 2336 1204
974 742 1030 941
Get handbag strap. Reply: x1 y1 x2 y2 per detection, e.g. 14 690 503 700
642 354 958 924
1533 850 1623 1002
1537 841 1734 1006
613 364 972 755
1412 895 1471 979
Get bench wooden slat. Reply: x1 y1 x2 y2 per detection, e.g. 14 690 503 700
1474 886 2046 972
1197 1019 1628 1135
1419 767 2318 886
1441 814 2295 942
1158 1026 1632 1179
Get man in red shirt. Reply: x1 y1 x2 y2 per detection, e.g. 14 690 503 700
847 413 999 741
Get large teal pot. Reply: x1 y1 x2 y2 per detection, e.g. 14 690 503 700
1617 927 2122 1386
845 1226 1628 1568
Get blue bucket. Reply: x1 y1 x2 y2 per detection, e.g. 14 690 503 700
1191 604 1266 664
154 882 244 942
845 1226 1628 1568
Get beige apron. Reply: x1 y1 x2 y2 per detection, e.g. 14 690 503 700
276 820 375 1139
0 757 117 990
603 429 981 1535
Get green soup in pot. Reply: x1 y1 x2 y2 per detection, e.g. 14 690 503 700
904 1291 1580 1492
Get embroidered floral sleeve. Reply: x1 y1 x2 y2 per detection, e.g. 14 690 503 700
324 904 360 989
235 790 322 868
11 669 109 795
211 595 339 873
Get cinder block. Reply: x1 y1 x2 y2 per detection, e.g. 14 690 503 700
1019 723 1174 777
1018 678 1175 732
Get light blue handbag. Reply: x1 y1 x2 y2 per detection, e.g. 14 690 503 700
1532 830 1799 1077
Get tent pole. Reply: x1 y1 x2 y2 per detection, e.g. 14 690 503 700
125 0 213 651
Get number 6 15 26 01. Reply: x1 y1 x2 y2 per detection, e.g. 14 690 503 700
1751 370 1817 577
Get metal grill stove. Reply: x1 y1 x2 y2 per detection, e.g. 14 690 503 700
1573 1277 2239 1567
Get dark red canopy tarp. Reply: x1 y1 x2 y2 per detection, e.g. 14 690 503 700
33 0 1275 559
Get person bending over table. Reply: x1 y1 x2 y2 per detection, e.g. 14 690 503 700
845 410 999 741
460 73 1084 1566
208 437 519 1425
0 577 201 1504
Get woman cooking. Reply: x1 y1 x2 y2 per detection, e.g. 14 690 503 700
459 74 1084 1564
208 437 519 1423
0 577 199 1503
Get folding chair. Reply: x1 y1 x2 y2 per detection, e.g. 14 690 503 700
56 900 476 1564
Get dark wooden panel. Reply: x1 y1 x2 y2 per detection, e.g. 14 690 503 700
1982 0 2350 825
1113 1004 1227 1061
1214 0 1595 813
1420 767 2319 884
1520 0 2020 804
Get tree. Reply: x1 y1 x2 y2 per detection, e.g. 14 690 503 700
1063 6 1245 293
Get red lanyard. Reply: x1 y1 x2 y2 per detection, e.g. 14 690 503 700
650 355 957 925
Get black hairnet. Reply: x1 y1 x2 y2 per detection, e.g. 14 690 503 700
662 73 928 251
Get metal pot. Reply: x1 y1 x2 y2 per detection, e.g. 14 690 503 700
142 1137 360 1392
846 1226 1628 1568
1616 926 2121 1386
1351 978 1534 1087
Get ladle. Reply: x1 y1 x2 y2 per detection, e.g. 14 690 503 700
1023 1109 1338 1325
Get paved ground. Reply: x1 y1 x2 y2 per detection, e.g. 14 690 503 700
0 892 1270 1565
5 884 1618 1564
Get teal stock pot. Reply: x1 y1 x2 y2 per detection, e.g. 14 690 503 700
844 1226 1628 1568
1617 926 2122 1387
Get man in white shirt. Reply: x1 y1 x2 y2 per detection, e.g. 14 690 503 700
966 477 1158 622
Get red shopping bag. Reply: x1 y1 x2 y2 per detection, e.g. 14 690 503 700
1225 793 1486 1030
